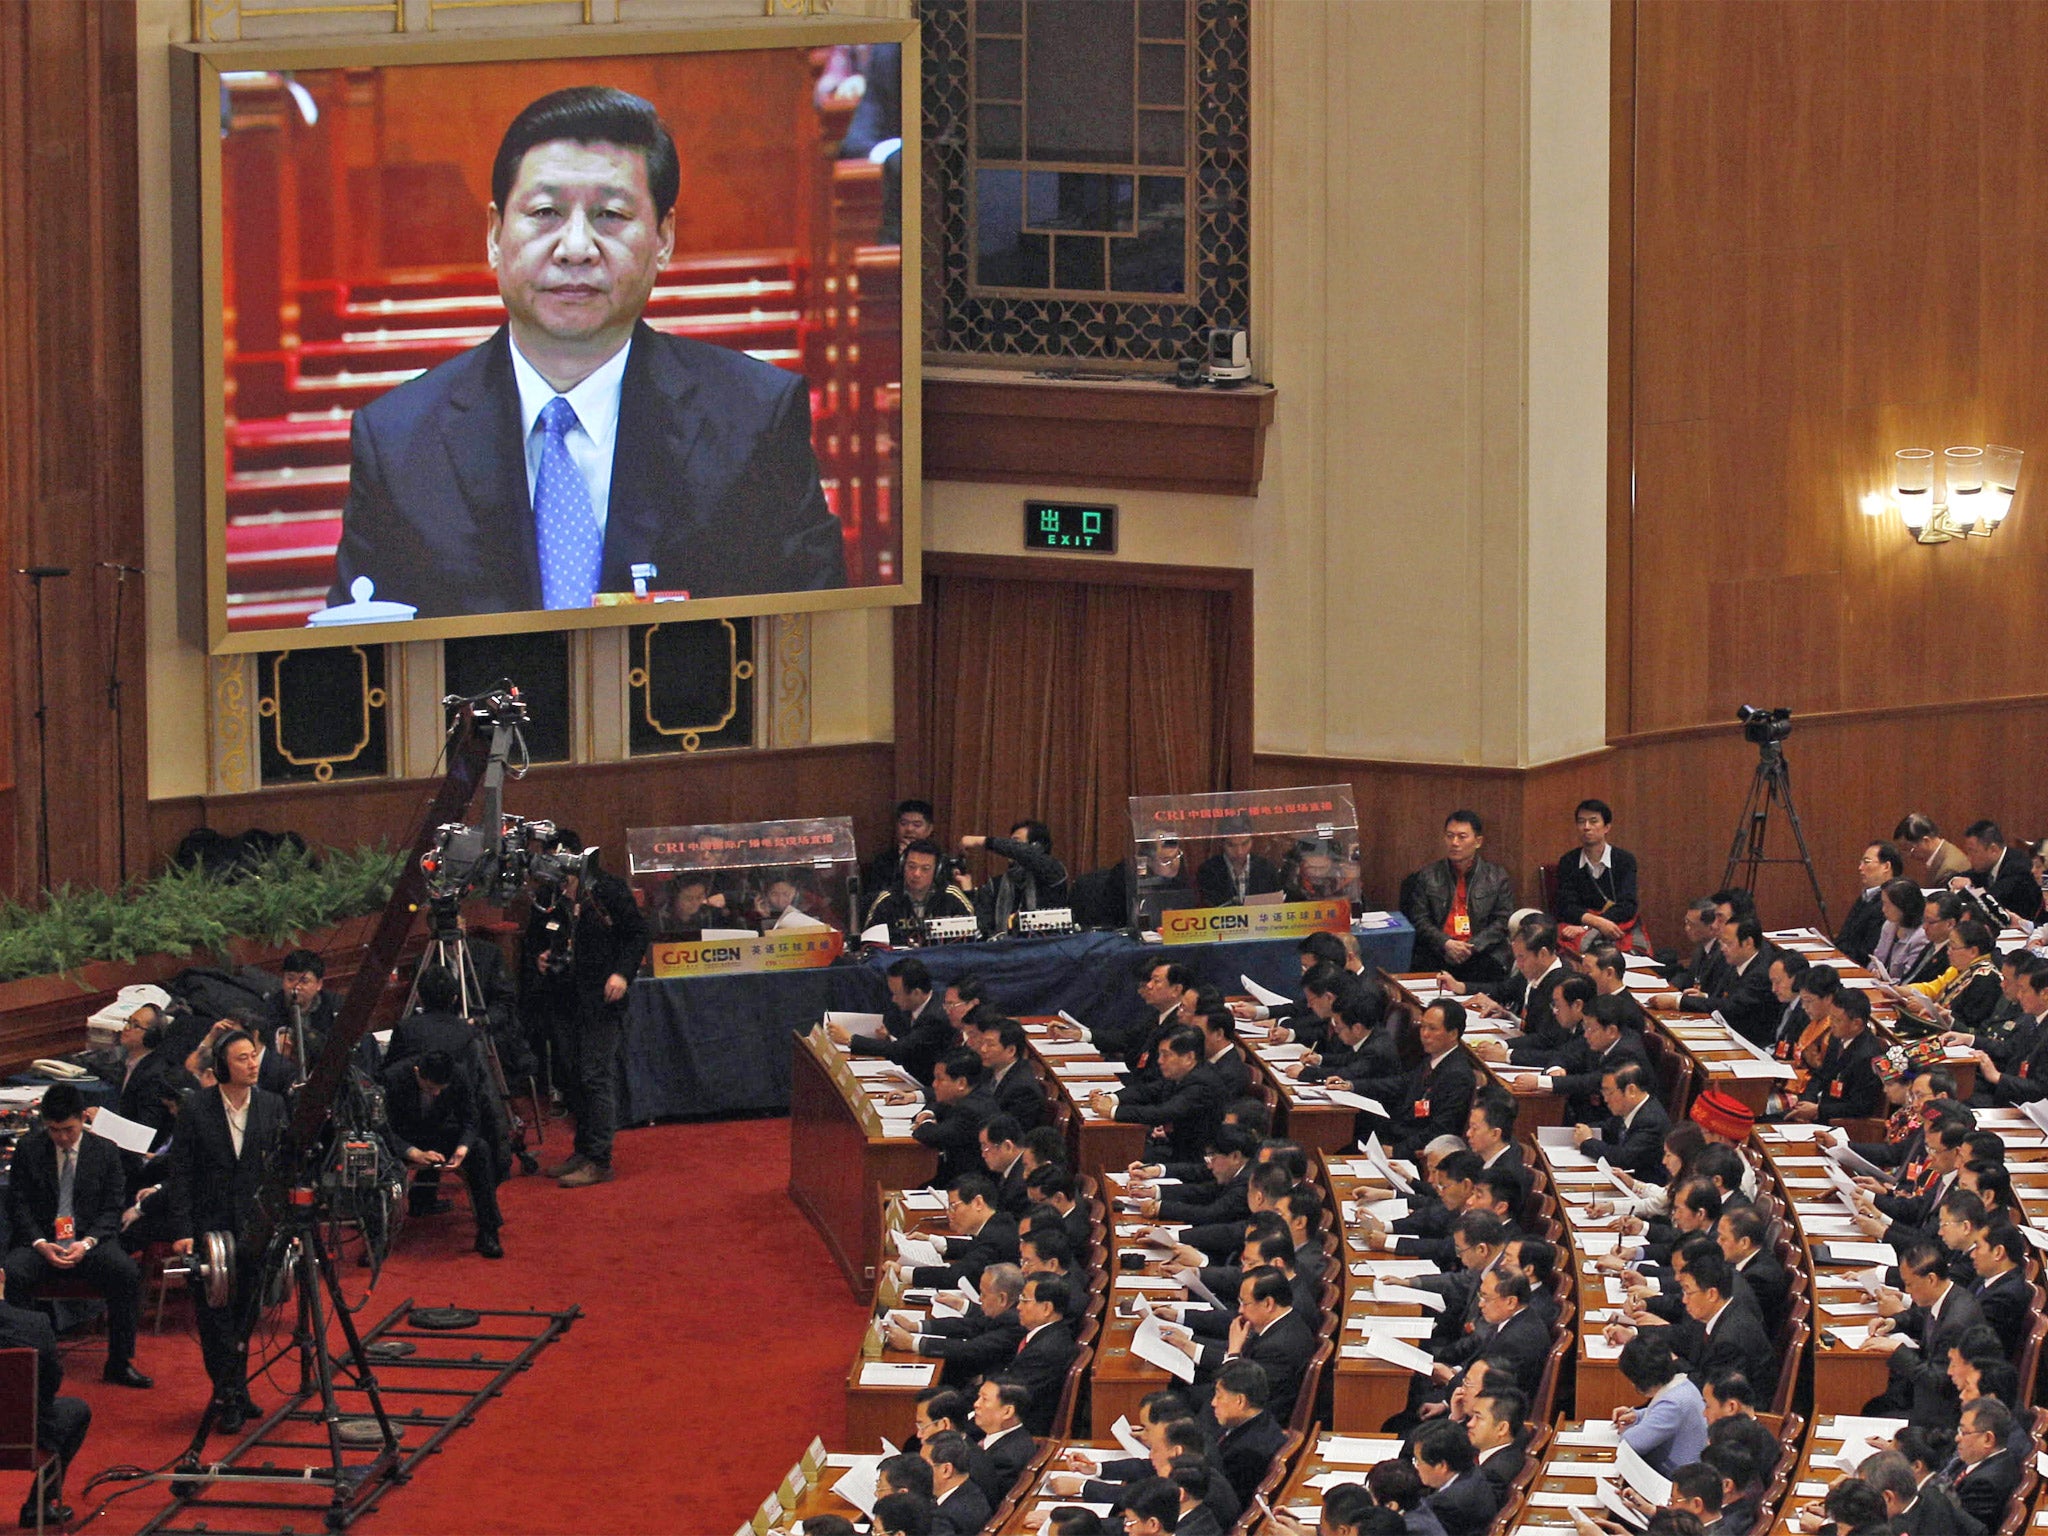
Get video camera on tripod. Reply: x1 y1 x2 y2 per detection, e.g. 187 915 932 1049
156 685 583 1522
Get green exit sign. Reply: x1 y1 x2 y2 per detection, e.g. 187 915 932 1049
1023 500 1117 554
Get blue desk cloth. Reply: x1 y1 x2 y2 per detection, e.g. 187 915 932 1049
619 918 1413 1124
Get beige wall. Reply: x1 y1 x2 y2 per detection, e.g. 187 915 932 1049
138 0 1609 797
923 0 1610 771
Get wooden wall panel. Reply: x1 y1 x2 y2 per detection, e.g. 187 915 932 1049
0 0 145 896
1618 0 2048 735
149 743 899 884
1269 697 2048 963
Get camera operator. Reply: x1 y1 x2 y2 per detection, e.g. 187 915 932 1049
525 838 647 1189
4 1082 153 1389
168 1030 288 1433
263 949 336 1072
380 1050 504 1259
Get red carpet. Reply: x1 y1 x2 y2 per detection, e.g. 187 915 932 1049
60 1117 869 1536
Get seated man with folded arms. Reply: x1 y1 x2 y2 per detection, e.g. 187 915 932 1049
1404 811 1517 987
886 1261 1024 1382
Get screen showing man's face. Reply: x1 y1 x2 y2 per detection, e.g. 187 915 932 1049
489 138 674 368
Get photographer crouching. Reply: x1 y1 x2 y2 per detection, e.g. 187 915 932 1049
523 837 647 1189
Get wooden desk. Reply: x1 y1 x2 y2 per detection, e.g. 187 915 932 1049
1324 1151 1444 1433
788 1032 938 1302
1020 1019 1148 1184
1757 1413 1907 1536
842 1348 941 1449
1263 1429 1405 1527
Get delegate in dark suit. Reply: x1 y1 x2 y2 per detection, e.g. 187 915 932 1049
1579 1098 1671 1183
1799 1027 1886 1121
931 1478 993 1536
998 1320 1078 1435
912 1085 995 1188
1196 853 1283 907
988 1061 1049 1131
1951 1449 2020 1530
1672 1300 1778 1400
1834 889 1888 966
1115 1062 1227 1164
330 324 844 617
850 996 956 1087
1553 1033 1652 1125
1388 1049 1478 1160
1971 1266 2031 1358
3 1129 145 1376
0 1300 90 1506
1216 1409 1288 1508
1426 1468 1502 1536
168 1085 290 1406
1682 952 1779 1046
1224 1307 1317 1419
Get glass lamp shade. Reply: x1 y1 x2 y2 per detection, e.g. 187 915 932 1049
1893 448 1936 530
1944 446 1985 527
1982 443 2023 525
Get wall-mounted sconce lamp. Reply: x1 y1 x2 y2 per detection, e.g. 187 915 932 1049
1870 444 2023 544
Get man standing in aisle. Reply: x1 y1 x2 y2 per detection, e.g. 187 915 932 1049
168 1031 288 1433
531 850 648 1188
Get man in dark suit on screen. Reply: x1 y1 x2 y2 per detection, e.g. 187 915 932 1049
327 86 844 620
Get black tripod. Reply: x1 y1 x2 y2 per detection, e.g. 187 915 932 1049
1721 738 1833 935
399 899 545 1174
16 565 68 894
170 1216 402 1530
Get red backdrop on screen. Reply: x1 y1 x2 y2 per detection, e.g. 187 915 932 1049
218 48 902 630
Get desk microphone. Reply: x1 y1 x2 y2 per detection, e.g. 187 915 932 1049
16 566 70 578
99 562 147 575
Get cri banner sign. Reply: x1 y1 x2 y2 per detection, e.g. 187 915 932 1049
1157 898 1351 946
650 928 846 978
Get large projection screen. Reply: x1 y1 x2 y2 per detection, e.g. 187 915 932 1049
174 21 919 654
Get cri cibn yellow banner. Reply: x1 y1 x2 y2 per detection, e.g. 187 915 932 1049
651 929 847 978
1158 898 1351 946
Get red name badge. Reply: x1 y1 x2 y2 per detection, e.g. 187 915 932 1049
54 1216 74 1243
1414 1098 1431 1119
1829 1080 1844 1097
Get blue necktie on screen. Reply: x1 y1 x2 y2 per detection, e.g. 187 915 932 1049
535 395 602 609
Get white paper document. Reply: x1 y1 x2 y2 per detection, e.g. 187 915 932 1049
1130 1312 1198 1381
1359 1332 1437 1373
1373 1280 1446 1312
827 1011 887 1038
1319 1436 1404 1466
86 1108 156 1156
1344 1315 1436 1339
1241 973 1292 1007
857 1361 935 1387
